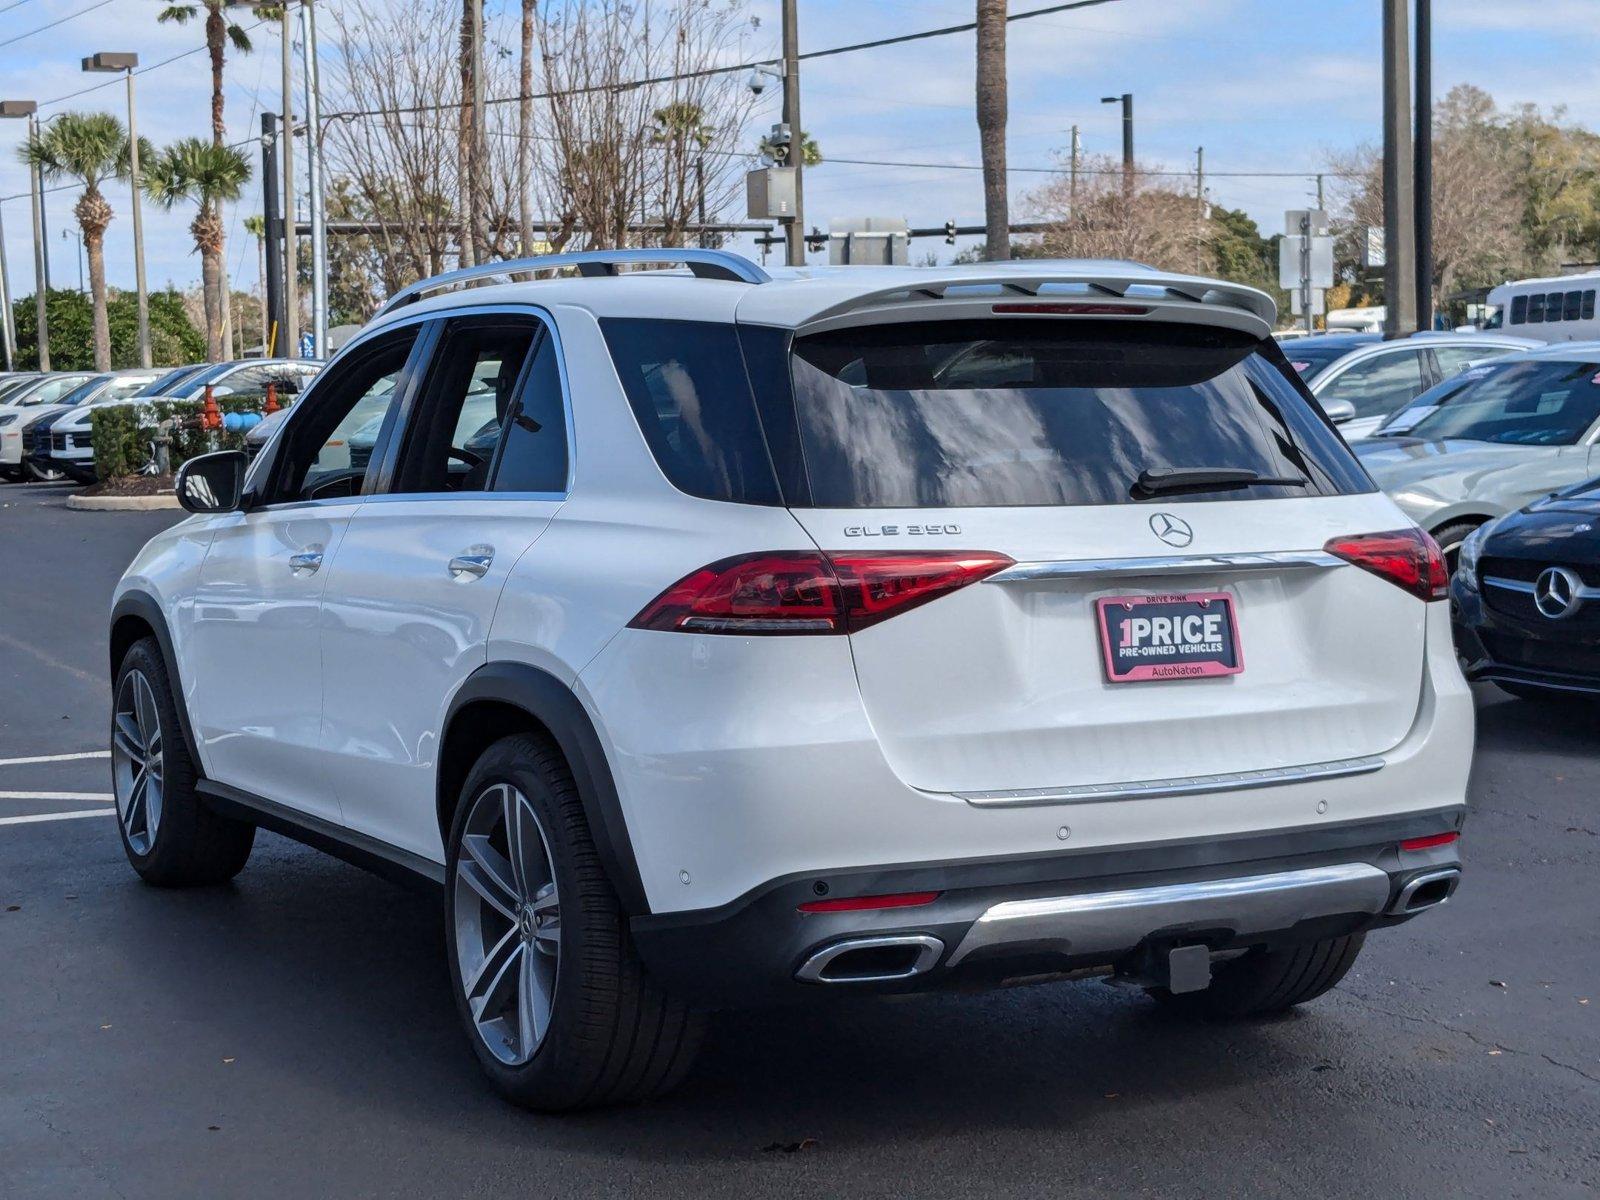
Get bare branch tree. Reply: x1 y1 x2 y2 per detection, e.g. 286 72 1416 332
1026 153 1209 272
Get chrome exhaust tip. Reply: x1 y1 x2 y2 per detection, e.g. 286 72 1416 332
1387 868 1460 916
795 934 944 984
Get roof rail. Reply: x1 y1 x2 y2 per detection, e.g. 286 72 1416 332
375 248 770 316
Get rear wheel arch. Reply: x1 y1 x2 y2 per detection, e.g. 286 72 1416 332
439 662 649 915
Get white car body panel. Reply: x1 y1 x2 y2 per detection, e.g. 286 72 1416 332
112 258 1474 927
1357 439 1600 531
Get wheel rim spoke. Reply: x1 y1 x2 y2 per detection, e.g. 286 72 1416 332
112 670 162 855
453 781 561 1066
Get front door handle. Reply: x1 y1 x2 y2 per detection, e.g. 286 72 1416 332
448 548 494 580
289 550 323 575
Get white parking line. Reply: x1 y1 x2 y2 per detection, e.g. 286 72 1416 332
0 791 114 802
0 751 110 767
0 809 114 827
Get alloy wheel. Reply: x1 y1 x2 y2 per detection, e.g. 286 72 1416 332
453 782 561 1066
111 670 164 855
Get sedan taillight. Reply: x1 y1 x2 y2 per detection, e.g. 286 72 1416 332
629 550 1014 635
1324 528 1449 601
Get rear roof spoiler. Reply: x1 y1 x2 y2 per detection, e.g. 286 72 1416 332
767 263 1277 332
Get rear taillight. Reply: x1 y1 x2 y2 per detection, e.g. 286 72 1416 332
629 550 1013 635
1400 831 1460 852
1324 528 1449 602
798 891 941 913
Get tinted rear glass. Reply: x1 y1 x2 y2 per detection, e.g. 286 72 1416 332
787 320 1371 508
601 318 781 505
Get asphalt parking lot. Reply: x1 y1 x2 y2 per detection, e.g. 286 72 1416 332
0 481 1596 1199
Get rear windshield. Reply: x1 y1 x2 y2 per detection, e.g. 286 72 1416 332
785 320 1370 508
1406 358 1600 445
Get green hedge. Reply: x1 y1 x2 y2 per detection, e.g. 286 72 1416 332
91 394 279 480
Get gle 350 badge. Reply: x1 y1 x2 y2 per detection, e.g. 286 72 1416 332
1096 591 1243 683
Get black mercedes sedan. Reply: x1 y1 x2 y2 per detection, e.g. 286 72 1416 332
1452 478 1600 699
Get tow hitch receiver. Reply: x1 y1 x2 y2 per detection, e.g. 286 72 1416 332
1166 945 1212 994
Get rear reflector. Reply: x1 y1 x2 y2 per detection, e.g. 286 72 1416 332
991 302 1152 316
1400 831 1460 852
799 891 942 913
629 550 1013 635
1324 528 1449 602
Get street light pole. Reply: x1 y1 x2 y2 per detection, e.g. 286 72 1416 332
85 53 150 367
781 0 805 267
1 101 47 370
0 199 14 371
302 0 327 357
1414 0 1434 332
282 5 299 355
1102 93 1133 192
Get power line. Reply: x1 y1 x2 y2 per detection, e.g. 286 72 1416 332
825 156 1359 179
36 17 271 111
0 0 46 14
0 0 116 51
323 0 1126 123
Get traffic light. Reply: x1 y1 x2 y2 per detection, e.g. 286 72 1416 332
944 220 957 245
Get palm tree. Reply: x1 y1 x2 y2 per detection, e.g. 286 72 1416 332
19 112 134 371
518 0 537 254
157 2 276 147
143 138 253 361
975 0 1010 261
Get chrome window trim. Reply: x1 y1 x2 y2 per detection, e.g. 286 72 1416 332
1484 574 1600 600
953 754 1385 807
985 550 1347 584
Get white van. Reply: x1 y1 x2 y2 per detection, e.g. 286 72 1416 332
1485 272 1600 342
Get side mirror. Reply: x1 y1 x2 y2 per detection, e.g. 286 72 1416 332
1323 398 1357 425
176 450 248 514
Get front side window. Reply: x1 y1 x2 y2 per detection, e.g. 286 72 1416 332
265 331 417 503
1407 359 1600 445
786 319 1370 507
1316 350 1427 419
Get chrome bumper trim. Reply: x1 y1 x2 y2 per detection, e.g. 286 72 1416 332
987 550 1346 584
955 755 1385 807
947 862 1391 967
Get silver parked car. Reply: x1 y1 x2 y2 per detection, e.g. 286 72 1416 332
1354 346 1600 565
1304 332 1539 439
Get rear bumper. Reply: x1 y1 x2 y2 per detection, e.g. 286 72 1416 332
631 807 1465 1008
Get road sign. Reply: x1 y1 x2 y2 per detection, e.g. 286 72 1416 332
1288 288 1326 317
1361 226 1386 269
1285 208 1330 236
1278 236 1335 290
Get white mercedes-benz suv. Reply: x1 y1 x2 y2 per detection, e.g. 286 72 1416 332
109 250 1472 1110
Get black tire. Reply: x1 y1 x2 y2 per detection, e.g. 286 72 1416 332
112 638 254 886
1149 933 1365 1019
1431 519 1482 576
445 733 704 1111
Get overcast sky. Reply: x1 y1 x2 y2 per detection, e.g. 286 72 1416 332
0 0 1594 304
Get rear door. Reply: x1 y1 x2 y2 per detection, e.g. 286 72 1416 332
773 317 1428 798
318 310 569 860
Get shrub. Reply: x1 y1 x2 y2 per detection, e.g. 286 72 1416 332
91 393 272 480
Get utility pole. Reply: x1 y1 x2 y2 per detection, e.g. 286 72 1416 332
1068 123 1080 211
1195 145 1205 273
471 0 485 264
261 112 284 355
281 5 299 356
781 0 805 267
1381 0 1417 338
303 0 327 357
1414 0 1433 332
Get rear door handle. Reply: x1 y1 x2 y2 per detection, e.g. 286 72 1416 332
448 549 494 580
289 551 323 575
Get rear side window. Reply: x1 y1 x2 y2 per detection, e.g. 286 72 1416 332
601 318 780 505
786 319 1370 508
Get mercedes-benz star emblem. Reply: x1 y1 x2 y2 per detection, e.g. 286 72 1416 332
1534 566 1583 620
1149 512 1194 548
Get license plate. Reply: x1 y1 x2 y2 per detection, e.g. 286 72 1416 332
1096 592 1242 683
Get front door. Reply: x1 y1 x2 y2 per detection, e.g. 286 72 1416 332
188 328 423 820
318 312 571 860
